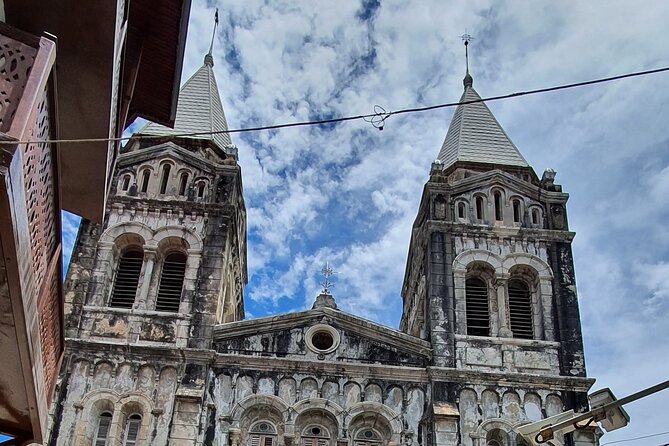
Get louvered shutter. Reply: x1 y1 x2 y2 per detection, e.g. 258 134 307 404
124 416 141 446
155 253 187 312
465 278 490 336
250 435 261 446
110 251 143 308
94 413 112 446
508 279 533 339
263 436 275 446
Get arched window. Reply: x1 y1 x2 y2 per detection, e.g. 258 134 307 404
465 277 489 336
121 175 131 191
531 208 540 226
302 425 330 446
155 252 187 312
123 414 141 446
513 199 521 223
494 191 503 221
159 164 171 194
475 196 484 221
178 172 189 196
197 182 206 198
354 429 383 446
249 422 277 446
508 279 533 339
140 170 150 193
457 202 466 219
110 250 143 308
94 412 112 446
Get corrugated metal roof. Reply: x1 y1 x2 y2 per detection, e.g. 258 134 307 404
437 84 528 169
139 56 232 150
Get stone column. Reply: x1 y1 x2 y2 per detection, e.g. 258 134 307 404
136 247 157 310
495 274 512 338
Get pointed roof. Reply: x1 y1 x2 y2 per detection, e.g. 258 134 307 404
436 76 528 169
139 55 232 150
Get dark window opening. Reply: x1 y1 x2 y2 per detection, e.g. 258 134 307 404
159 164 171 194
140 170 150 193
178 173 189 196
311 331 334 351
94 412 113 446
458 202 466 219
476 196 484 220
121 175 130 191
513 200 521 223
155 252 187 312
508 279 533 339
465 277 489 336
302 425 329 446
532 208 540 225
494 191 503 221
197 183 206 198
110 250 143 308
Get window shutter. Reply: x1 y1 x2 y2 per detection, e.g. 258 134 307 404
94 413 112 446
123 415 141 446
465 278 490 336
110 251 143 308
508 279 533 339
155 253 187 312
263 436 275 446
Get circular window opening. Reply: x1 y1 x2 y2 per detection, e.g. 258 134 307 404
364 431 373 439
306 324 340 354
311 427 321 436
311 331 334 351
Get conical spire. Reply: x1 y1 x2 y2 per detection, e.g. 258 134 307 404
139 10 232 151
436 38 528 169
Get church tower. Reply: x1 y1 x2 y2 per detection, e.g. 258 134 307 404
49 49 247 445
400 59 599 444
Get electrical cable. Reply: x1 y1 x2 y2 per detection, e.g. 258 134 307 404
2 65 668 146
600 430 669 445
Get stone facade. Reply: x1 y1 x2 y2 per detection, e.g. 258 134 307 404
48 59 600 446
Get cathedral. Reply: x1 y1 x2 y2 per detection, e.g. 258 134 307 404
48 44 600 446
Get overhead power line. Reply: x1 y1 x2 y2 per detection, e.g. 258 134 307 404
2 65 669 146
600 430 669 445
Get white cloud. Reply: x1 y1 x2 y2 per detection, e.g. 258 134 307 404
60 1 669 441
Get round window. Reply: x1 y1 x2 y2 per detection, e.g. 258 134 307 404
311 331 334 350
306 324 340 354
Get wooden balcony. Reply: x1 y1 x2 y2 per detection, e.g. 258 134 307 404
0 22 62 444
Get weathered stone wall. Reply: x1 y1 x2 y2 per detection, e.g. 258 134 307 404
49 352 181 446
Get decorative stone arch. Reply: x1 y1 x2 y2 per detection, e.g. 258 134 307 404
471 192 489 221
75 389 117 445
152 225 203 252
454 197 470 221
294 400 343 446
508 194 525 225
231 395 290 446
503 253 554 340
99 221 153 250
453 250 504 274
473 418 518 446
292 398 345 419
345 401 402 443
117 392 154 445
501 253 552 279
231 394 291 427
453 250 504 335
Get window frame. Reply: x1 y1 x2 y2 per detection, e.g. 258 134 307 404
94 411 113 446
109 249 144 308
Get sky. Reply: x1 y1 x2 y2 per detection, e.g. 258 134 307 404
60 0 669 444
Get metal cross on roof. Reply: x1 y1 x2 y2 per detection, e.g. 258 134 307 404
459 30 475 74
320 262 337 295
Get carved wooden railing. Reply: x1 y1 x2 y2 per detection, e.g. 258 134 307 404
0 21 60 442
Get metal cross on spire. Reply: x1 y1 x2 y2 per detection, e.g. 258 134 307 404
459 30 475 74
206 8 219 63
320 262 337 295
